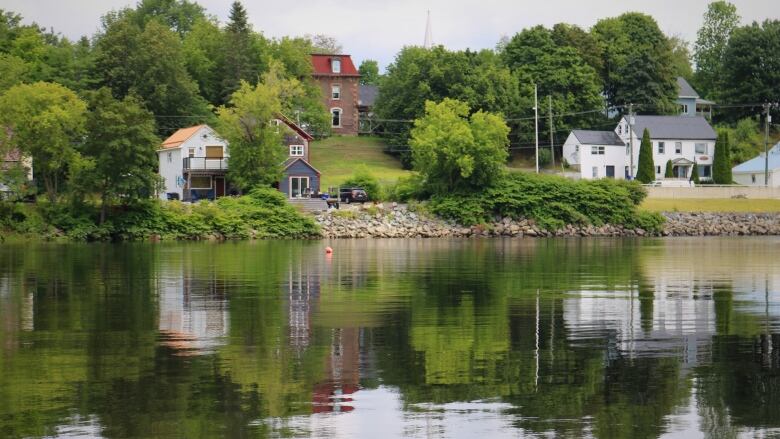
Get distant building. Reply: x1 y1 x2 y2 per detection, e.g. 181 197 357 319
732 142 780 186
357 84 378 132
676 77 714 119
311 54 361 135
563 116 718 181
0 149 33 198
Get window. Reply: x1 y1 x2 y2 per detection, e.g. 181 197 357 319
332 58 341 73
700 165 711 178
695 143 707 154
618 125 622 135
190 176 211 189
289 145 304 157
575 145 579 152
331 108 342 127
675 142 682 154
752 174 757 183
680 104 689 114
331 84 340 99
625 166 630 178
657 142 665 154
188 148 195 158
592 167 598 178
591 146 605 155
206 146 223 159
167 152 172 163
656 166 661 174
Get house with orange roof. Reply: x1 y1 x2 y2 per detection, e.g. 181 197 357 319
157 116 319 201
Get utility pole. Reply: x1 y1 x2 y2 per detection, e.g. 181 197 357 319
534 84 539 174
548 95 555 169
765 103 771 186
628 103 634 180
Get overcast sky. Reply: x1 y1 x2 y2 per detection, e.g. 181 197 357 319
4 0 778 69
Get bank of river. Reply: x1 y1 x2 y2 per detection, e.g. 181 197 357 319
315 202 780 238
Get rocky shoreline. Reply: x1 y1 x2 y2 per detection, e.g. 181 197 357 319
314 203 780 238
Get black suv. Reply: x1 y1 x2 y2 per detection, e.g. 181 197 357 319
339 187 369 203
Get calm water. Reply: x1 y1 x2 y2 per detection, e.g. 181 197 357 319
1 238 780 438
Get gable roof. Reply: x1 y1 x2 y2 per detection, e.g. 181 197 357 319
276 113 314 141
311 54 360 76
732 142 780 173
677 77 699 99
571 130 625 146
161 125 206 149
359 84 378 107
283 157 321 175
626 116 717 141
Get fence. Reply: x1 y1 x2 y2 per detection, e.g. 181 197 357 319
644 185 780 199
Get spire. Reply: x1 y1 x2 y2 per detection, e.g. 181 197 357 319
423 10 433 49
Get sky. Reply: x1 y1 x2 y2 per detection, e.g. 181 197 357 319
3 0 779 70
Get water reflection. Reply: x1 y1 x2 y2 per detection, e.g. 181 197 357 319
0 238 779 438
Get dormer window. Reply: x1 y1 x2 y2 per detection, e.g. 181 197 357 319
332 58 341 73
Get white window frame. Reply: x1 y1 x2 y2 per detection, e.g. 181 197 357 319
289 144 305 157
331 107 342 128
332 58 341 73
591 145 605 155
592 166 598 178
190 175 212 189
695 143 707 154
289 176 310 199
658 142 665 154
675 142 682 154
188 148 196 158
681 104 689 114
331 84 341 100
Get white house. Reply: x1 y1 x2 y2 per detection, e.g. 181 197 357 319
732 142 780 187
157 116 319 201
563 116 718 181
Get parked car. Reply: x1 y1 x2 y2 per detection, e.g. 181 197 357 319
339 187 369 203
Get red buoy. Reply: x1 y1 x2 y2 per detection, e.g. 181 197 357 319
325 246 333 254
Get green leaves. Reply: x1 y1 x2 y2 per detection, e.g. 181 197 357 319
636 128 656 184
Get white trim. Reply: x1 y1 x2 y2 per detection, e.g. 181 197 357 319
331 84 341 100
289 144 305 157
331 107 342 128
288 176 310 199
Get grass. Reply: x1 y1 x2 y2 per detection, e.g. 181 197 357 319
642 198 780 213
310 136 410 189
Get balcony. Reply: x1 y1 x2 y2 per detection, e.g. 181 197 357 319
183 157 228 172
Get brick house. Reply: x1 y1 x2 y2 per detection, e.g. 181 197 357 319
311 54 360 135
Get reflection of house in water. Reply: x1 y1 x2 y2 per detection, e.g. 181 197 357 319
157 267 229 355
312 327 362 413
286 267 321 355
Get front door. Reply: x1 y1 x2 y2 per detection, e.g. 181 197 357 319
214 177 225 198
606 165 615 178
290 176 310 199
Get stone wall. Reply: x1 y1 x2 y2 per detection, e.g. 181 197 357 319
314 203 780 238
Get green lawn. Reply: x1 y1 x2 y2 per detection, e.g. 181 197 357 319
310 136 410 189
642 198 780 213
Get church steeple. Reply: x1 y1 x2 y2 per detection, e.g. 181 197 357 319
423 10 433 49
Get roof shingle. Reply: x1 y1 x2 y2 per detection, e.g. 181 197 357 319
628 116 717 141
571 130 625 146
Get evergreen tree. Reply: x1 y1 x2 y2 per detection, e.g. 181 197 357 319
636 128 655 183
712 130 732 184
690 160 700 183
664 160 673 178
723 131 732 183
221 1 257 103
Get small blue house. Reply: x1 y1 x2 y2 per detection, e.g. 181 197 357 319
676 77 714 119
275 115 321 198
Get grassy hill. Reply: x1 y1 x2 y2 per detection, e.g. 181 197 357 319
309 136 410 189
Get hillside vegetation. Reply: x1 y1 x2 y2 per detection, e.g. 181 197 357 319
309 136 410 189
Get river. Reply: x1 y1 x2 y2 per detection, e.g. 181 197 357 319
1 238 779 438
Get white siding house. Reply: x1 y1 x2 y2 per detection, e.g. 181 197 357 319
562 130 629 179
732 142 780 187
157 125 229 201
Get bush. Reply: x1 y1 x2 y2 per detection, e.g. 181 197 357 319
341 165 381 201
538 149 552 167
384 173 429 202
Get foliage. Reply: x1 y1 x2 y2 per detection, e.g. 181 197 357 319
220 1 267 104
341 165 381 200
427 172 661 232
77 88 161 222
713 130 732 184
385 173 429 202
668 35 693 79
410 99 509 194
693 1 740 99
0 81 87 202
0 162 35 201
0 53 29 92
636 129 655 183
664 160 673 178
375 46 521 166
538 149 552 167
592 13 678 113
217 75 285 191
359 59 380 85
717 117 766 165
691 160 700 183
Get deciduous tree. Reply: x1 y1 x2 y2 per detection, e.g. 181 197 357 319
693 1 740 99
358 59 379 85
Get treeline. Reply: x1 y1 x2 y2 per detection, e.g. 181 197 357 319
375 2 780 166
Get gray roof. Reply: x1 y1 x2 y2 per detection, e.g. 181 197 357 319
359 84 378 107
571 130 625 146
628 115 717 141
732 142 780 173
677 77 699 98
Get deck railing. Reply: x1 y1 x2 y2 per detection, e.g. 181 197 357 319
183 157 228 171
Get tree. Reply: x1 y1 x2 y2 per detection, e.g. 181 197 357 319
410 99 509 194
592 13 678 113
693 1 740 99
668 35 693 80
0 82 87 202
358 59 379 85
133 0 207 36
79 88 161 223
636 129 655 183
0 54 29 92
308 34 342 54
220 1 267 103
664 160 673 178
217 78 284 191
551 23 603 75
182 17 224 105
690 160 700 183
713 130 732 184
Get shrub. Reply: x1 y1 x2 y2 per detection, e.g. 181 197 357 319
341 165 381 201
385 173 429 202
538 149 552 167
